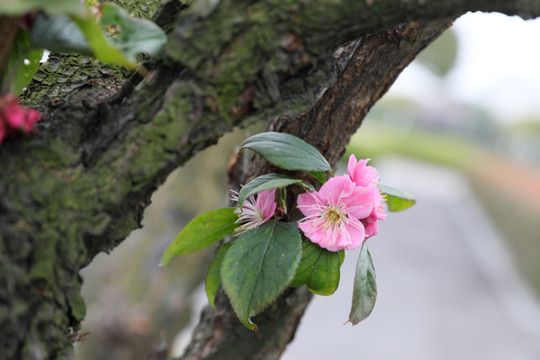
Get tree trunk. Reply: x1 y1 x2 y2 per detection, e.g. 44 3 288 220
1 1 540 359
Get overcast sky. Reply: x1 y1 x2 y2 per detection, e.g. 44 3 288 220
389 12 540 124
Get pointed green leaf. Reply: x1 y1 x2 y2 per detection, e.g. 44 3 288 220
308 171 327 184
100 4 167 62
348 242 377 325
30 13 92 55
30 4 166 70
278 187 288 214
221 221 302 330
71 14 137 68
379 183 416 212
205 243 232 309
29 12 135 68
290 240 344 295
160 208 237 267
241 132 332 173
3 29 43 95
238 173 314 206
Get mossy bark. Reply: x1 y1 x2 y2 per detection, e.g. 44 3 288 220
1 0 540 359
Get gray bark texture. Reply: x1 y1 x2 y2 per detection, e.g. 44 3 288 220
1 0 540 359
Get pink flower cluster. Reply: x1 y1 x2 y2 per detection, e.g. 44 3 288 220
0 94 41 145
297 155 386 252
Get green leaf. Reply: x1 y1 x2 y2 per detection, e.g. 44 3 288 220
0 0 85 16
278 186 287 214
290 240 344 296
30 13 93 56
71 14 137 69
221 221 302 330
29 12 132 67
100 3 167 62
379 183 416 212
238 173 314 207
308 171 327 184
241 132 332 173
348 242 377 325
3 29 43 95
160 208 237 267
205 243 232 309
29 4 166 70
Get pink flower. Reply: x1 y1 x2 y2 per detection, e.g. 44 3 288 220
297 175 376 251
347 154 386 238
347 154 379 188
21 108 41 133
0 94 41 144
4 100 26 129
231 188 277 234
362 190 386 238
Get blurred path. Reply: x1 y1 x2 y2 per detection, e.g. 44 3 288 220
282 156 540 360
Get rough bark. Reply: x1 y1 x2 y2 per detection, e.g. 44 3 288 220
1 0 540 359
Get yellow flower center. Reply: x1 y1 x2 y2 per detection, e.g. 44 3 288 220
324 207 346 226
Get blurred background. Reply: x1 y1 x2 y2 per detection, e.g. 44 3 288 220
74 12 540 360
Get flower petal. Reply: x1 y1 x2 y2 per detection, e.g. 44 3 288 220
257 189 277 222
5 103 26 128
364 220 379 238
348 154 379 187
233 188 277 234
342 186 377 219
332 217 365 251
317 175 355 206
297 191 323 217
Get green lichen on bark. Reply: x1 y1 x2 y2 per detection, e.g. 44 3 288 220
164 0 313 121
3 0 540 359
0 146 87 357
21 54 126 113
112 0 164 19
